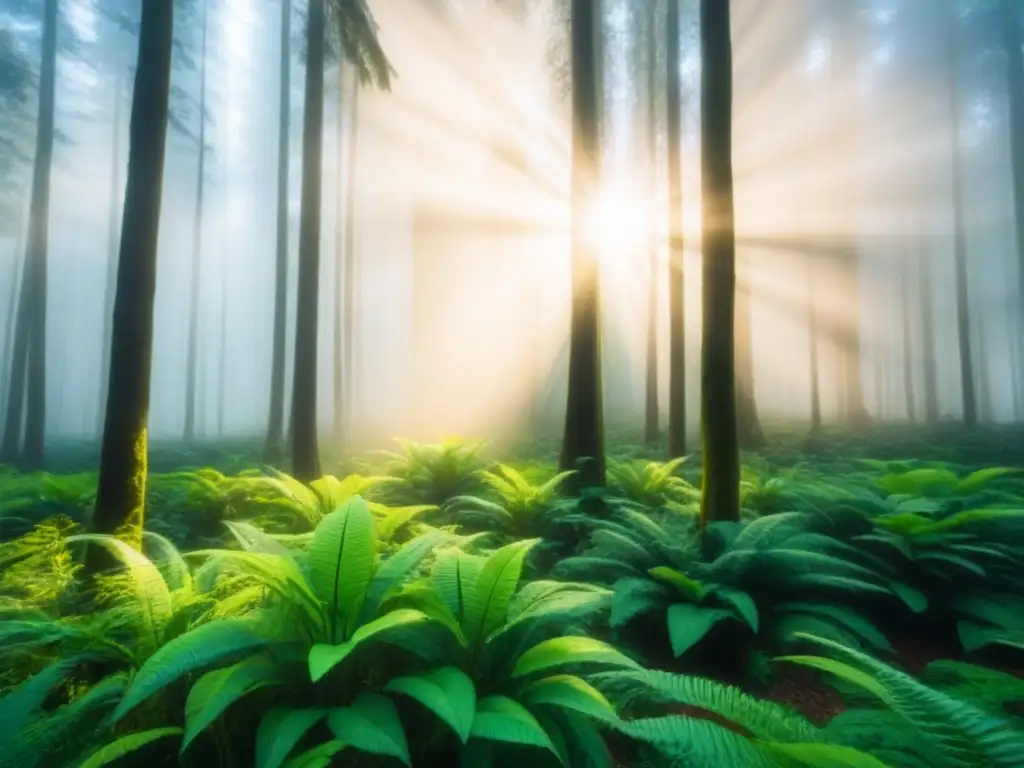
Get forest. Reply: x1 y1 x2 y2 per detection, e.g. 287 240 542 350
3 0 1024 766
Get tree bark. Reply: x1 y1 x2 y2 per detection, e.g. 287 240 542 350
900 254 916 422
807 253 821 433
947 8 976 426
98 72 124 437
89 0 174 556
0 223 25 437
1000 0 1024 393
21 0 59 470
290 0 326 481
333 66 345 444
917 239 939 422
265 0 292 463
665 0 687 457
643 0 659 446
184 0 209 442
559 0 605 489
699 0 740 528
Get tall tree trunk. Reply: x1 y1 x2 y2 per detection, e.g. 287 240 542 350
0 246 31 462
1000 0 1024 381
807 253 821 433
917 238 939 422
89 0 174 556
665 0 686 457
21 0 59 470
290 0 326 481
699 0 740 528
98 71 124 437
559 0 605 489
643 0 659 445
900 255 916 422
184 0 209 442
947 10 976 426
1 224 25 423
265 0 292 462
342 73 360 446
333 67 345 444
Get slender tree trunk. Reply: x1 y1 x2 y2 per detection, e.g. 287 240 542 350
0 248 31 462
265 0 292 463
947 10 976 426
1000 0 1024 386
342 73 360 445
900 255 916 422
1 224 25 423
917 238 939 422
699 0 740 528
89 0 174 556
333 67 345 444
290 0 326 481
559 0 605 489
98 72 124 437
807 253 821 432
643 0 659 445
665 0 686 457
184 0 209 442
21 0 59 470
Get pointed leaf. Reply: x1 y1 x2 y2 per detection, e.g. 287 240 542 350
385 666 476 742
328 693 411 766
513 636 640 679
308 608 429 682
255 707 328 768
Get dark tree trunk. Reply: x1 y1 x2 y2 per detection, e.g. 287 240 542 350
290 0 326 481
643 0 659 446
665 0 687 457
699 0 740 527
559 0 605 489
1000 0 1024 391
0 224 25 430
21 0 59 470
342 74 360 446
98 72 124 437
900 255 916 422
947 9 976 426
0 248 29 463
917 238 939 422
265 0 292 463
184 0 209 443
89 0 174 555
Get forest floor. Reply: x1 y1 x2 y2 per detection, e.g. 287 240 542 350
3 421 1024 766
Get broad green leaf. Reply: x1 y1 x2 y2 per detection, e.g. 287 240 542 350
384 666 476 743
306 496 377 639
469 695 559 757
465 539 538 644
182 656 286 751
255 707 328 768
432 549 486 624
282 741 346 768
513 636 640 678
713 587 759 632
360 532 443 622
65 534 172 649
79 728 182 768
114 619 273 723
308 608 429 682
666 604 733 657
519 674 618 722
647 567 705 602
328 693 411 766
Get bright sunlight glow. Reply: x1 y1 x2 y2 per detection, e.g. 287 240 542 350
584 183 648 265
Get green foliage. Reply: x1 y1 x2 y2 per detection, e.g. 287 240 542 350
374 437 493 506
